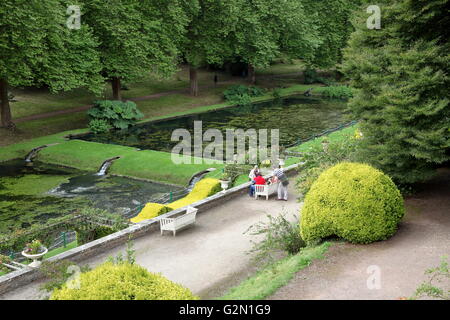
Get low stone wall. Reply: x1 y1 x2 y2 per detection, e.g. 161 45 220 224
0 163 299 296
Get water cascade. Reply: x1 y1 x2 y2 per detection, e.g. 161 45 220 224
96 157 120 176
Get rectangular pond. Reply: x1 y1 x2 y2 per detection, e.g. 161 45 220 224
76 96 348 152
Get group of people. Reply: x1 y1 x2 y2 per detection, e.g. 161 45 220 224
248 164 289 201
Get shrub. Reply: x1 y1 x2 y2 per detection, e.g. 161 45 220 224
131 178 221 222
0 254 12 274
321 86 353 99
295 133 359 199
88 119 112 134
223 85 265 106
130 203 171 223
245 213 306 265
300 162 405 244
50 262 198 300
87 100 144 133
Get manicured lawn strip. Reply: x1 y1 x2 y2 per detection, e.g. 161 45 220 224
37 140 223 186
218 242 331 300
0 130 83 162
0 241 78 277
287 124 357 153
43 240 78 259
145 84 325 122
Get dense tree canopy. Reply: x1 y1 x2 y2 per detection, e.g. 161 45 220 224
230 0 320 83
81 0 189 100
342 0 450 184
0 0 102 128
304 0 361 68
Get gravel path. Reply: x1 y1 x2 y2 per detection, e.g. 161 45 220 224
269 168 450 300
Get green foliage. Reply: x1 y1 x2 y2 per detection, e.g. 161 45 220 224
24 239 44 255
230 0 319 70
87 100 143 133
223 163 253 184
303 68 333 85
412 256 449 300
341 0 450 184
245 213 306 265
321 86 353 99
39 260 91 293
219 242 330 300
0 254 12 274
223 85 266 105
296 132 359 199
82 0 188 82
50 261 198 300
87 119 111 134
303 0 360 68
300 162 405 244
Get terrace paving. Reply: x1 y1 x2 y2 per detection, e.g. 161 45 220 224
1 169 449 300
0 181 302 300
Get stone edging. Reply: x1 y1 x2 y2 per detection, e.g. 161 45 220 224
0 163 299 295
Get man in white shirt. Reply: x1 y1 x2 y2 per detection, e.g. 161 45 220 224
273 166 289 201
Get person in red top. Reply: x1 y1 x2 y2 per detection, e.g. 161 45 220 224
254 173 266 185
249 173 266 197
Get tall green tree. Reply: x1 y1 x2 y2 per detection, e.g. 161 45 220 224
341 0 450 184
0 0 102 128
182 0 240 96
82 0 188 100
230 0 319 84
303 0 360 69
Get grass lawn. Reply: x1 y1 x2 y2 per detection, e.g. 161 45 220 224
218 242 331 300
43 240 78 259
37 140 223 186
0 241 78 277
0 82 323 148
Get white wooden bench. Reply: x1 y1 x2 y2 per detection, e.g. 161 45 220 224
254 182 279 200
160 206 198 236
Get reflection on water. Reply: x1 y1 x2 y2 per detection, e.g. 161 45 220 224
76 96 348 152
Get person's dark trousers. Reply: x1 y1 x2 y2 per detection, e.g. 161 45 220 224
249 185 255 197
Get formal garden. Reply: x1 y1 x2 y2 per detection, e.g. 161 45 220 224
0 0 449 302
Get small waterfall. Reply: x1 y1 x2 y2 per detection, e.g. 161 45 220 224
25 145 47 162
96 157 120 176
187 168 216 191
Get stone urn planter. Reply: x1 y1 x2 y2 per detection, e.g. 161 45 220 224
22 246 48 268
219 179 230 191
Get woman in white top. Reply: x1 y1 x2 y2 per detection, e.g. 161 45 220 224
249 165 259 181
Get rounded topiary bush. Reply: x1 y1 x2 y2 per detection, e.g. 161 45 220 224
50 262 198 300
300 162 405 244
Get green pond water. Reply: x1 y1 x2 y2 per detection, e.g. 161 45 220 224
0 160 183 234
77 96 348 152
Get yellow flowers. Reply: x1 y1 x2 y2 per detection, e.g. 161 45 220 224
50 262 199 300
354 128 363 139
131 178 221 223
130 203 170 223
168 178 221 210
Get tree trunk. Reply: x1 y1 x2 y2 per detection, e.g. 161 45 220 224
111 77 122 101
189 66 199 96
0 79 14 129
248 64 256 84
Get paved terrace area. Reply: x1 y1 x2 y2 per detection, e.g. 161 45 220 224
0 182 302 300
1 169 449 300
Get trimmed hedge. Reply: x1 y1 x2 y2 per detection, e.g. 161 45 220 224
50 262 198 300
300 162 405 244
131 178 221 223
